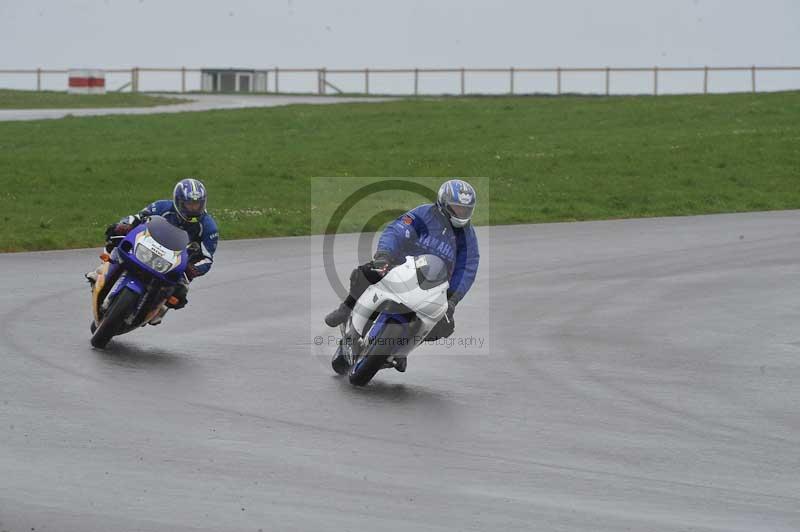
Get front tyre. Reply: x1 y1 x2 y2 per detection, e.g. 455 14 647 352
90 288 139 349
348 317 406 386
348 352 388 386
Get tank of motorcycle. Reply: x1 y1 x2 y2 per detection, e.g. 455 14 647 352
351 255 449 338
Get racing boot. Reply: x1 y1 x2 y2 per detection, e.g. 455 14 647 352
85 268 99 289
381 356 408 372
331 343 349 375
149 306 169 326
324 302 352 327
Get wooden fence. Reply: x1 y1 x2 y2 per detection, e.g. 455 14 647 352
1 66 799 96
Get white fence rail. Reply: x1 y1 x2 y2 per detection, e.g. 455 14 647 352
2 66 800 96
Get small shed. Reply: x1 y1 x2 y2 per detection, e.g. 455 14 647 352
201 69 269 93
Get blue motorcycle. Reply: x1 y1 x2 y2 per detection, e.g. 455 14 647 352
89 215 190 348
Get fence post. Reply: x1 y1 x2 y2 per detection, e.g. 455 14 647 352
751 65 756 93
275 67 280 93
36 68 41 91
605 67 610 96
364 68 369 95
653 66 658 96
556 67 562 95
181 66 186 93
318 69 323 94
414 68 419 96
703 66 708 94
132 67 139 92
460 68 465 95
509 67 515 94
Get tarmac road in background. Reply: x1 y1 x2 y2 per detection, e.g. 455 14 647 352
0 93 396 121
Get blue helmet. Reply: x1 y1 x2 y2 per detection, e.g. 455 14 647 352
437 179 476 228
173 178 207 223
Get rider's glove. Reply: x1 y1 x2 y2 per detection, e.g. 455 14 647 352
372 251 392 275
104 215 141 239
104 223 133 251
105 223 132 239
114 223 133 235
446 299 456 322
186 263 202 281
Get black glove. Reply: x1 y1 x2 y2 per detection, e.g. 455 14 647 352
103 223 133 251
104 223 131 239
371 251 392 274
104 215 142 240
186 263 202 281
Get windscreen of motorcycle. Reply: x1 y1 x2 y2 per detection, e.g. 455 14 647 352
146 215 190 251
415 254 449 290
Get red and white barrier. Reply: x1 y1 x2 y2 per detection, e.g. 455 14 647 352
68 69 106 94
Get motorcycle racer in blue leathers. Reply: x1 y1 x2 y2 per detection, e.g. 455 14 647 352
86 178 218 324
325 179 480 371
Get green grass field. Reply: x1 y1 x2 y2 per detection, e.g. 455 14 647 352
0 90 185 109
1 92 799 251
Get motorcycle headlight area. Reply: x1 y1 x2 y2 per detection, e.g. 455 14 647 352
134 244 175 273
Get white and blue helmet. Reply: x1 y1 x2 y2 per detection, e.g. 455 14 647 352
173 178 207 223
437 179 476 228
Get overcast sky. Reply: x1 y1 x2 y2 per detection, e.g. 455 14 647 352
1 0 798 93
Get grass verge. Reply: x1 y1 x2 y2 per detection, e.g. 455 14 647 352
0 91 799 251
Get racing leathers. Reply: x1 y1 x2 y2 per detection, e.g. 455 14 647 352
327 202 479 339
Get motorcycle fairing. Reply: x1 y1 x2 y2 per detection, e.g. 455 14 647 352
117 224 188 285
350 255 448 361
90 215 190 332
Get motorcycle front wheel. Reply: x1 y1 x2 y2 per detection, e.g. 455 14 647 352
90 287 139 349
348 316 408 386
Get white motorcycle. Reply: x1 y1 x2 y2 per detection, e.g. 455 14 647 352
331 254 450 386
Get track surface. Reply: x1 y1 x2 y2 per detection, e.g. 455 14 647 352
1 213 799 531
0 94 396 122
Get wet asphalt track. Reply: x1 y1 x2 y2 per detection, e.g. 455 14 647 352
1 213 799 531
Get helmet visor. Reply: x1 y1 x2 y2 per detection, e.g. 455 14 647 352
177 197 206 220
448 203 474 220
182 199 205 216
